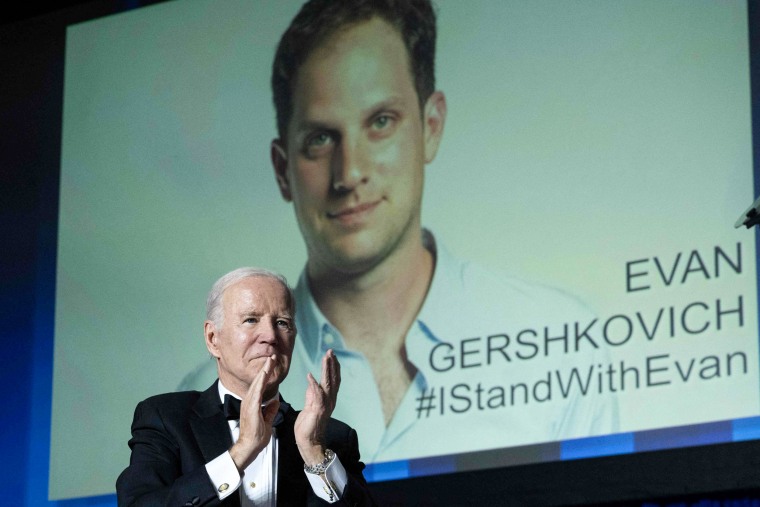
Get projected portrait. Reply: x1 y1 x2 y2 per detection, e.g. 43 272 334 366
177 0 625 463
269 0 623 462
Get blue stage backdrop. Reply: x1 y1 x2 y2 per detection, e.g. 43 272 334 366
2 1 760 506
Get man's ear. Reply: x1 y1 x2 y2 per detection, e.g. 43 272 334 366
271 139 292 202
204 320 221 359
422 91 447 164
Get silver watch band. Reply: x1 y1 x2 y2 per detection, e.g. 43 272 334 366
303 448 336 475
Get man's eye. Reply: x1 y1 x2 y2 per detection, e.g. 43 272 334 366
372 115 392 130
244 317 258 324
307 132 332 148
276 319 292 329
303 132 334 158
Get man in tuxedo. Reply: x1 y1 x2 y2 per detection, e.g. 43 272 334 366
116 267 374 506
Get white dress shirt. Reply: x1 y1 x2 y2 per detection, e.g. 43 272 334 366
204 381 347 505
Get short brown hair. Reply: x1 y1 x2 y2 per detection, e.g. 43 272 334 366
271 0 437 140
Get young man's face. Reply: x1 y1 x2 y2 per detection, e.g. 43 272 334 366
272 17 445 276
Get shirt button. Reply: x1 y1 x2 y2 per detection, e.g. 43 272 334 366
249 482 256 488
324 332 335 345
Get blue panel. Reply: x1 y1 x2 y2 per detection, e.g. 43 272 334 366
560 432 634 461
409 454 457 477
732 416 760 442
28 228 58 506
363 460 410 482
57 494 117 507
635 421 733 452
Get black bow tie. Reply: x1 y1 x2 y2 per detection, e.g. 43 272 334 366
222 393 289 426
222 394 242 420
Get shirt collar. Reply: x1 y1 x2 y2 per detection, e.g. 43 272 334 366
216 379 279 407
415 228 471 340
293 272 344 363
294 228 456 361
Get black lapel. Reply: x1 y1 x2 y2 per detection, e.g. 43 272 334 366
190 380 233 463
275 402 311 506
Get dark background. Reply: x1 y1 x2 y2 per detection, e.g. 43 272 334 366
3 1 760 505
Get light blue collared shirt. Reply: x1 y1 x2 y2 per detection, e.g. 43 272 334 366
280 230 620 463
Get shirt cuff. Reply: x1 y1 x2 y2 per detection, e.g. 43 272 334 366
205 451 242 501
304 453 348 503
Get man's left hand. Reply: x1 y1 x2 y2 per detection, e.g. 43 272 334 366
294 348 340 465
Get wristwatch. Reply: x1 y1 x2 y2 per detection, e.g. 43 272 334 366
303 448 335 475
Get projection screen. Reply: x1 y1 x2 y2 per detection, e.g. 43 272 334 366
51 0 757 499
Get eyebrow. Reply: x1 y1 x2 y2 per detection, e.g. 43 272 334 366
293 119 335 136
365 97 405 117
238 310 293 320
294 96 407 134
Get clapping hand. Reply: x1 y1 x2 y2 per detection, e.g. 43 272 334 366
229 356 281 471
294 349 341 466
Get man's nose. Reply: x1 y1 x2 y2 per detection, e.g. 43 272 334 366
256 319 277 343
331 136 369 193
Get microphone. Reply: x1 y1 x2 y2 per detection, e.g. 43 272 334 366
735 195 760 229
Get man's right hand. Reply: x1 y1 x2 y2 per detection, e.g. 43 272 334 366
228 356 280 472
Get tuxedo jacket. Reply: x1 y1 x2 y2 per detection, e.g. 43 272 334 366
116 381 374 506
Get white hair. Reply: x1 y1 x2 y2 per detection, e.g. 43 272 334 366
206 267 295 328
